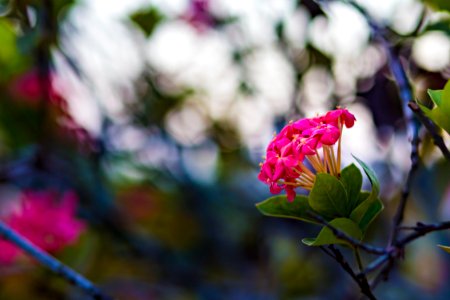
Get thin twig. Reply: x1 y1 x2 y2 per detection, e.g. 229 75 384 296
360 253 391 276
371 259 395 289
367 220 450 286
408 102 450 160
389 129 421 246
397 221 450 246
326 246 377 300
0 221 113 300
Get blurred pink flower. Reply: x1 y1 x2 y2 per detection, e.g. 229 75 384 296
9 70 97 152
9 70 64 105
182 0 215 32
0 239 20 264
0 190 86 264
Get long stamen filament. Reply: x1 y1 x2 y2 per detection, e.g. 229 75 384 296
323 146 333 176
324 146 338 176
292 168 314 183
307 155 325 173
337 121 343 173
297 162 316 180
329 145 338 174
315 152 325 171
279 179 313 190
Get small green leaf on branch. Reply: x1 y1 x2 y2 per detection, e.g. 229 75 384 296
302 218 362 246
418 80 450 134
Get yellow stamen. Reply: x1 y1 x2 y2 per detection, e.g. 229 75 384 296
298 162 316 179
337 121 343 174
316 152 324 170
307 155 325 173
299 174 315 185
323 146 332 176
324 146 338 176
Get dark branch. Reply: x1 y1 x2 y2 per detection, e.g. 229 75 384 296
324 246 377 300
389 127 421 246
0 221 114 300
408 102 450 160
398 221 450 246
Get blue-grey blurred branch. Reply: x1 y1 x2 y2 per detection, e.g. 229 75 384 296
0 221 113 300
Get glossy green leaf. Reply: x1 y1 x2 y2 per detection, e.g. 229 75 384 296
438 244 450 254
428 89 443 107
255 195 319 224
352 156 380 197
355 191 370 208
351 196 384 232
430 109 450 134
309 173 348 219
423 0 450 12
349 156 383 232
302 218 362 246
420 80 450 134
339 163 363 213
424 19 450 36
442 80 450 110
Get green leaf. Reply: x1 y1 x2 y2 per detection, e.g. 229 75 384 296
255 195 319 224
352 156 380 197
421 80 450 134
418 102 432 115
352 198 384 232
429 108 450 134
340 163 363 213
355 191 370 208
302 218 362 246
309 173 348 219
423 0 450 12
442 79 450 111
349 156 383 232
427 89 443 107
438 244 450 254
130 7 165 37
424 19 450 36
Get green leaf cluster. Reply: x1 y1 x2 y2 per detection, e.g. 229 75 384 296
418 80 450 135
423 0 450 12
256 156 383 247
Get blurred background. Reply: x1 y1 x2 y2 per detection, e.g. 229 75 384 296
0 0 449 299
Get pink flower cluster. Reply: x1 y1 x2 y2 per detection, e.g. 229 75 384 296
9 70 96 152
0 190 86 264
258 108 356 201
